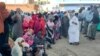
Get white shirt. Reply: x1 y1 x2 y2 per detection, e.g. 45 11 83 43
47 20 54 30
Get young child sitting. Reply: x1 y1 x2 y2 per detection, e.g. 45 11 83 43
22 29 40 56
22 29 34 46
22 29 34 56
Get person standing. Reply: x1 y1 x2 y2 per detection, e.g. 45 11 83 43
78 7 86 32
0 2 12 56
12 8 23 40
62 12 69 38
68 13 80 45
59 11 64 36
84 7 93 37
38 13 46 39
87 6 99 40
46 19 55 48
22 14 32 34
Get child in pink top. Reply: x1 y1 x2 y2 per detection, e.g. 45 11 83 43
22 29 34 46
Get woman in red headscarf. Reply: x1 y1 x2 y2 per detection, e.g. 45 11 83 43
23 15 32 34
38 13 46 39
29 14 41 35
0 2 12 56
29 14 37 29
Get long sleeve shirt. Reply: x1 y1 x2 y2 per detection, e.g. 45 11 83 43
85 10 93 22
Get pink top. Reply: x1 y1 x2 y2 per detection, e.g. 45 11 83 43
22 33 34 46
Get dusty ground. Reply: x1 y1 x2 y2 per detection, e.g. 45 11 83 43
47 32 100 56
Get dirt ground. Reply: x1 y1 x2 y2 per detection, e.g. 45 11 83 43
47 32 100 56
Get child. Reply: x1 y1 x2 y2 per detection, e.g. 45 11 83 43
22 29 39 56
22 29 34 46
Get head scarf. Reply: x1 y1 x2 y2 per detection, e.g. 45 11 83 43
31 14 41 34
15 37 24 44
0 2 9 33
12 37 24 56
40 17 46 38
23 15 32 33
15 37 29 47
29 14 38 29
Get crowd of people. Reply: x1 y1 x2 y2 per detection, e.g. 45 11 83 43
0 2 100 56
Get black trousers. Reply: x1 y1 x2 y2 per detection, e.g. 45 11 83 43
0 33 11 56
0 44 11 56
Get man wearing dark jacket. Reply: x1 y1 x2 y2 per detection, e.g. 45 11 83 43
87 6 99 40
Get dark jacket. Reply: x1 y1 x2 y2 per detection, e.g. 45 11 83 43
0 14 12 45
92 9 99 24
62 15 69 37
0 14 12 56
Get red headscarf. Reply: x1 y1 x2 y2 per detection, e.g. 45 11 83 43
29 14 38 29
39 17 46 38
0 2 9 33
33 14 41 34
23 15 32 33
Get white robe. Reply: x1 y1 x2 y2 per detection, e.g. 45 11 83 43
11 43 23 56
11 38 24 56
68 16 80 43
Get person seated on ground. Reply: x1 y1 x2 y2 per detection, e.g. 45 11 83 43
11 37 25 56
22 29 40 56
22 29 34 46
34 31 46 56
22 29 34 56
11 37 30 56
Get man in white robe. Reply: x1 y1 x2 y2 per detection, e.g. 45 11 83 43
68 13 80 45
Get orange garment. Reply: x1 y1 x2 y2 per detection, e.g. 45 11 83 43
0 2 9 33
